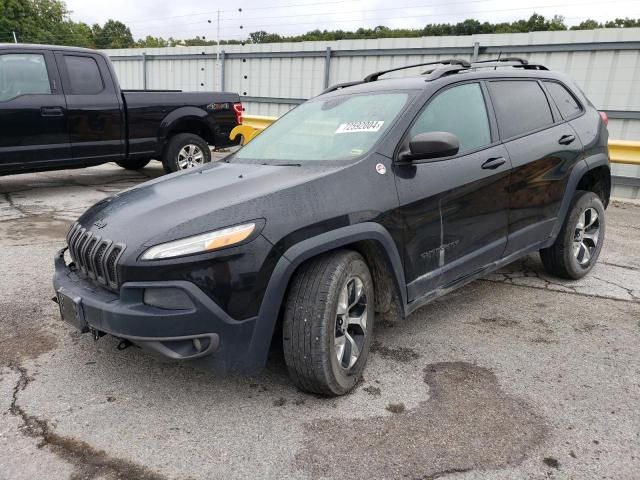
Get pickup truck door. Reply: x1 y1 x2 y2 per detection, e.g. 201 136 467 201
392 81 511 301
0 49 71 172
54 51 125 164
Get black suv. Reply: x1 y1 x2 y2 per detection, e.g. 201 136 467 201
54 58 610 396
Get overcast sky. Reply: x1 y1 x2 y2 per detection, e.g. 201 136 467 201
65 0 640 41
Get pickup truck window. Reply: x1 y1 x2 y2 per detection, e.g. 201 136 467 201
0 53 51 101
63 55 104 95
234 92 410 163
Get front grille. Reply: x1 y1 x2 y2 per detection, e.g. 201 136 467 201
66 223 126 290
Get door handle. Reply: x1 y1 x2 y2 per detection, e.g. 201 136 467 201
40 106 64 117
481 157 506 170
559 134 576 145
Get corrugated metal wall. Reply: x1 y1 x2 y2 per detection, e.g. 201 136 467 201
104 28 640 198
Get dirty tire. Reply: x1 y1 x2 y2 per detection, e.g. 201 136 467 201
540 190 605 280
283 250 374 396
115 158 150 170
162 133 211 173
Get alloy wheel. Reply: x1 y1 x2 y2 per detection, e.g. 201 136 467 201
177 144 205 169
573 207 600 265
334 276 367 370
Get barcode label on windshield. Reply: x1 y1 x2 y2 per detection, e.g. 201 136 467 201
335 121 384 133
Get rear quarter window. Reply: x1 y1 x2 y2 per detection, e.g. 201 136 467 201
63 55 104 95
543 81 582 119
488 80 554 140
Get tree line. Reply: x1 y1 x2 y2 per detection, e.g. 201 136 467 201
1 0 639 49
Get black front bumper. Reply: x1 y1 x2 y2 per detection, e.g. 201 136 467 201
53 249 262 372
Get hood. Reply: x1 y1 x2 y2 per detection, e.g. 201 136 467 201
78 161 340 255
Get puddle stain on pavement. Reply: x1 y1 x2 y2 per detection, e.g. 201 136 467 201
1 214 71 241
298 362 547 479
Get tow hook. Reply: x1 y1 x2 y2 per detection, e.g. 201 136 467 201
117 339 132 351
90 328 105 342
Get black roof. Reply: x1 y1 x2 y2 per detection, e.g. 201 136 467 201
0 43 102 55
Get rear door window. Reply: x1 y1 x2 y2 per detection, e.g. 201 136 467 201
409 82 491 155
488 80 554 140
0 53 51 101
543 81 582 119
63 55 104 95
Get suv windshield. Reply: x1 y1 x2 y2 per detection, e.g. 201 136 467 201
233 91 411 163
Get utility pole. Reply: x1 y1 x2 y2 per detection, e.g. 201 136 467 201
12 31 17 44
216 10 221 91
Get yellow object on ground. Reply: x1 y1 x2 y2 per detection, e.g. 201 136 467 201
229 115 278 145
230 115 640 166
608 140 640 166
230 115 277 145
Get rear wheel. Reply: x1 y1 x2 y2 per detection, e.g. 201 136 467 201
282 250 374 396
540 190 605 279
115 158 150 170
162 133 211 173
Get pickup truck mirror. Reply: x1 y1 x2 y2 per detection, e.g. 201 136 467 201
400 132 460 162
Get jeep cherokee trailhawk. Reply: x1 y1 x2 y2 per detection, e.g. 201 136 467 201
54 58 610 396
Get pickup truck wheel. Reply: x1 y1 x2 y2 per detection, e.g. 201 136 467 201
540 190 605 280
115 159 150 170
282 250 374 396
163 133 211 173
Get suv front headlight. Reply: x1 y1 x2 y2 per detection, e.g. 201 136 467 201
140 223 256 260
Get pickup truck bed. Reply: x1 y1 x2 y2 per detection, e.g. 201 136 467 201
0 43 241 175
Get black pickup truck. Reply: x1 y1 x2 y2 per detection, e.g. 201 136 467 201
0 44 242 175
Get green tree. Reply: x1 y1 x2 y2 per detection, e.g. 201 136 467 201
571 19 602 30
92 19 134 49
135 35 169 48
0 0 93 45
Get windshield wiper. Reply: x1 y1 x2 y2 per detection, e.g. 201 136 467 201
261 162 302 167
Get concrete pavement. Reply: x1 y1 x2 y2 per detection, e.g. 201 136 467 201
1 161 638 480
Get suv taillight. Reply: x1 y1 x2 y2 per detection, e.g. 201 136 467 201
233 102 243 125
599 111 608 126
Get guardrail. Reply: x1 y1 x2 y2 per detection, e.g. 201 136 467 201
608 140 640 166
230 116 640 169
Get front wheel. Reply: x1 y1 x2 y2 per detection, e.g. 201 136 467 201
540 190 605 279
283 250 374 396
162 133 211 173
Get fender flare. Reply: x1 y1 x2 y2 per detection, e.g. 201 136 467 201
547 154 610 244
241 222 406 371
158 107 212 147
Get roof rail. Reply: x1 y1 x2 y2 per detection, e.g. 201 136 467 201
471 57 548 70
422 64 471 81
320 80 365 95
363 59 470 82
320 56 548 95
472 56 529 65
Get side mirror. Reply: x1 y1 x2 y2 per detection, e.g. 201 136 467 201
401 132 459 162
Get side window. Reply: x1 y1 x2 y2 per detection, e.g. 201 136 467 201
544 81 582 119
410 83 491 155
0 53 51 101
488 80 554 139
63 55 104 95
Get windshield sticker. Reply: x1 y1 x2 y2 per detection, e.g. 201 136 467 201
335 121 384 134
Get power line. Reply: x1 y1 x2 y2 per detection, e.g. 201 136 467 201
2 4 637 44
121 1 640 37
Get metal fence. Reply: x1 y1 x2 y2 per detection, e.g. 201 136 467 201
104 28 640 199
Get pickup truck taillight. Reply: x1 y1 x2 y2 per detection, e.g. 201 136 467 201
233 102 243 125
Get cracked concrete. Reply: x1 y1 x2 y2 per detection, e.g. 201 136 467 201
0 161 639 479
